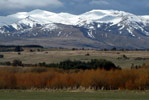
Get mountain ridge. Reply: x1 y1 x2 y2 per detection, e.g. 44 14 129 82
0 9 149 49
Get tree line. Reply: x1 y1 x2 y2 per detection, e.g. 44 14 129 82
39 59 120 70
0 59 121 70
0 45 43 52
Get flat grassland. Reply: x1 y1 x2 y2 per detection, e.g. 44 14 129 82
0 50 149 100
0 90 149 100
0 50 149 68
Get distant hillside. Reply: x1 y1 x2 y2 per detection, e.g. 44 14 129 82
0 9 149 49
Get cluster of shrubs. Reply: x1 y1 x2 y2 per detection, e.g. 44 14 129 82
39 59 121 70
0 60 23 66
0 66 149 90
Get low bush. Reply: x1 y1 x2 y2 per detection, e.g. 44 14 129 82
0 65 148 90
0 55 4 58
12 60 23 66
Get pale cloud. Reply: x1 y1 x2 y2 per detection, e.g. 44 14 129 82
0 0 149 16
0 0 63 9
90 0 109 5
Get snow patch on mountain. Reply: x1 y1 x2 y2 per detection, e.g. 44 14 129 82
42 23 59 31
0 9 149 38
142 15 149 20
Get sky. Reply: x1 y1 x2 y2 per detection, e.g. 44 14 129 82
0 0 149 16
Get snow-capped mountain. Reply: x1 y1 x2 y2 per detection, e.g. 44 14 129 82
142 15 149 20
0 9 149 49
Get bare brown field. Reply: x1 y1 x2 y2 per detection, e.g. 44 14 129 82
0 50 149 68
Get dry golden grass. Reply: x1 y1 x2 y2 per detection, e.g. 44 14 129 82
0 50 149 68
0 62 149 90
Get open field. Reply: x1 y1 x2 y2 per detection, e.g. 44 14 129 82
0 90 149 100
0 50 149 68
0 50 149 99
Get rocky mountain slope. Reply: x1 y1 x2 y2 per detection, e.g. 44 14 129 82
0 9 149 49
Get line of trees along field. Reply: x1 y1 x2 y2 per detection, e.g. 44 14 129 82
0 45 43 52
0 59 121 70
0 62 149 90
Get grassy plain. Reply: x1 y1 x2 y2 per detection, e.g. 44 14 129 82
0 90 149 100
0 50 149 99
0 50 149 68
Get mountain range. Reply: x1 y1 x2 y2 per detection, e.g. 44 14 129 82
0 9 149 49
